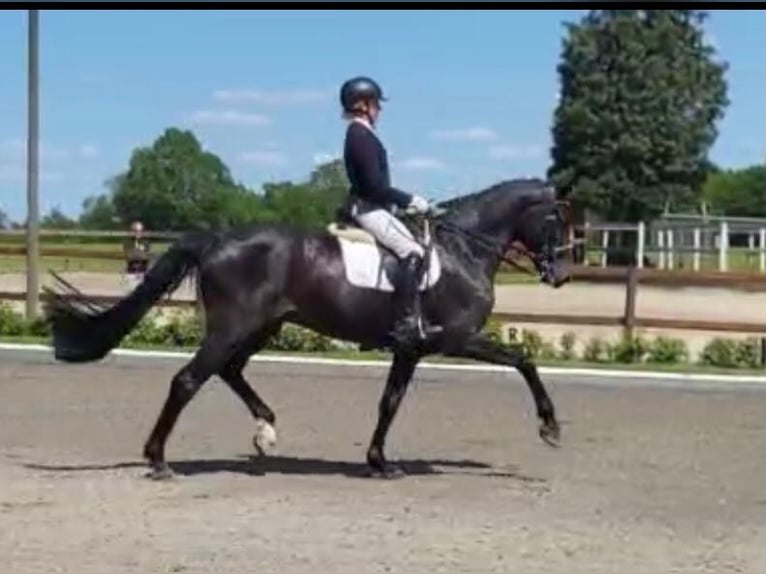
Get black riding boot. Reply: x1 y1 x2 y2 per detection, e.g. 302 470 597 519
389 254 439 349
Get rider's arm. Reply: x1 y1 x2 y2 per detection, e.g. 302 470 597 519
346 125 412 209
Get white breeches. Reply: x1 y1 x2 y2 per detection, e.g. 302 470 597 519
352 203 425 259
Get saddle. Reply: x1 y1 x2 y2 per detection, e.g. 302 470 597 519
325 200 441 293
327 201 430 248
326 203 378 245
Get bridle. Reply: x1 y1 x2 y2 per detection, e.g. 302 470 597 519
419 200 576 280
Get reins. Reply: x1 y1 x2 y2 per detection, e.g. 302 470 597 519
431 218 536 276
425 217 567 278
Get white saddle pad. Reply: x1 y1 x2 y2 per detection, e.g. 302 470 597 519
336 237 442 292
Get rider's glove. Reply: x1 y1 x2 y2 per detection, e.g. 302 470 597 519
408 194 430 214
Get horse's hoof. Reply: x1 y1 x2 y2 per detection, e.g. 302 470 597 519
366 463 406 480
146 465 174 481
539 420 561 448
252 418 277 456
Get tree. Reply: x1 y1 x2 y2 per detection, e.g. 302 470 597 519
41 207 78 229
257 159 349 231
77 128 351 232
79 195 119 230
107 127 262 231
0 208 9 229
549 10 729 224
702 164 766 217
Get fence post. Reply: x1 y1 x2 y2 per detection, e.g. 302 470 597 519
636 221 645 268
623 265 638 338
657 229 665 269
693 227 701 271
666 228 674 270
583 221 591 266
601 229 609 268
760 228 766 273
719 220 729 272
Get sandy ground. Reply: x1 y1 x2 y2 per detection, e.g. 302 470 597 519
1 271 763 358
1 350 765 573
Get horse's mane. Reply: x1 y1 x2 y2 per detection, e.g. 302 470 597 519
436 177 553 216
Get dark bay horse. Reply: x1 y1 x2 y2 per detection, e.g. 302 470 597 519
45 177 572 479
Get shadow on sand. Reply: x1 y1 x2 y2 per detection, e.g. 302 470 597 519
24 454 546 482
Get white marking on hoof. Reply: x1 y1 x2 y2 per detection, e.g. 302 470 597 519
252 418 277 455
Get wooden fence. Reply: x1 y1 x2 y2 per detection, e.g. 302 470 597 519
1 266 764 337
1 228 765 337
4 217 766 273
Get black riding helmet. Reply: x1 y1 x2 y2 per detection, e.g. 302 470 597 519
339 76 387 113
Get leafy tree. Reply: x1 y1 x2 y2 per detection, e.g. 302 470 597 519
41 206 78 229
107 127 262 231
77 127 351 233
549 10 729 224
702 164 766 217
0 208 9 229
79 195 119 230
257 159 349 231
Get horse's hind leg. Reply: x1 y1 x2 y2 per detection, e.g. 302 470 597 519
218 323 282 456
142 329 246 480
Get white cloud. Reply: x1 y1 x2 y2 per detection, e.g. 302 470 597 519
78 144 100 159
0 164 64 182
1 138 102 163
0 138 23 159
429 127 498 142
239 150 288 167
190 109 272 127
398 157 446 171
312 151 340 165
213 88 329 106
0 138 69 161
488 145 544 160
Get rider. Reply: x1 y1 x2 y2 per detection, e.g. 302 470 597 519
339 75 440 349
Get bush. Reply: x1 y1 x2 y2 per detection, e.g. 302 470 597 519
0 303 28 336
582 336 608 363
735 337 761 369
699 338 741 368
558 331 577 361
646 336 689 364
123 316 170 347
0 299 764 371
482 320 505 344
607 332 648 364
520 329 545 358
265 324 340 352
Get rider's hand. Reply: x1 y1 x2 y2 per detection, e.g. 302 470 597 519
408 194 430 214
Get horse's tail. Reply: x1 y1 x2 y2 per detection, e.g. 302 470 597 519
45 231 214 363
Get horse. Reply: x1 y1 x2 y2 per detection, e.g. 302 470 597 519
44 177 573 480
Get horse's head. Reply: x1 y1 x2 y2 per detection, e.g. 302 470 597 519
436 178 573 288
510 195 572 288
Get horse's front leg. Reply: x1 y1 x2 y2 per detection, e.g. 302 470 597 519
445 333 561 446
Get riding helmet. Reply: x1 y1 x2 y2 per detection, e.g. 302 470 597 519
339 76 387 112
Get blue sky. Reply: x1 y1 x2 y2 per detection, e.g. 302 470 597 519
0 9 764 222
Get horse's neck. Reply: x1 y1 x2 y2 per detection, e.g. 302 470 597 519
434 222 509 282
437 200 520 279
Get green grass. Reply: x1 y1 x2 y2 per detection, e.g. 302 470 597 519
3 334 763 378
585 247 763 272
0 255 125 274
0 240 173 274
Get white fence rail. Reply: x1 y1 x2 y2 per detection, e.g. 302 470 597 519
583 216 766 273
